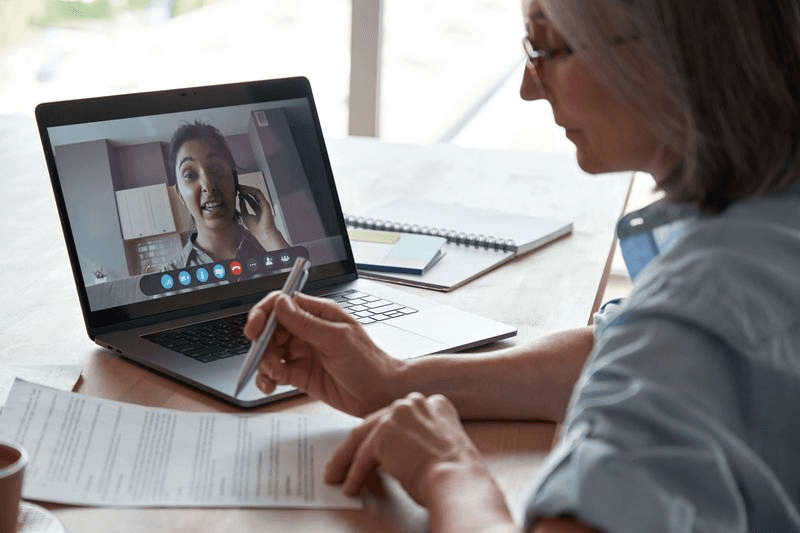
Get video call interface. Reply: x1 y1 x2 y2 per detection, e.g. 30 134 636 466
47 97 348 312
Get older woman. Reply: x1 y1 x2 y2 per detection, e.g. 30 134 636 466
244 0 800 531
166 121 289 269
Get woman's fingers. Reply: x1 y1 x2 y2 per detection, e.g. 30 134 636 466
245 281 354 341
269 293 357 352
324 393 479 505
340 425 383 496
243 291 280 340
246 289 397 416
255 372 278 394
325 416 375 485
238 185 274 217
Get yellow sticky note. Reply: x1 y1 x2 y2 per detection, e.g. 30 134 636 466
348 229 401 244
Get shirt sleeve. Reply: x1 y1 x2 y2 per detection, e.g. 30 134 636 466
592 297 625 331
523 312 793 533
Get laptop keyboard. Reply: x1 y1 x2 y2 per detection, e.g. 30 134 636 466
327 289 419 325
144 314 250 363
144 289 418 363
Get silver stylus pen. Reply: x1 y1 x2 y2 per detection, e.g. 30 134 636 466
234 256 310 397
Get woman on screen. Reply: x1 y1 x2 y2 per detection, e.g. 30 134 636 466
165 121 289 269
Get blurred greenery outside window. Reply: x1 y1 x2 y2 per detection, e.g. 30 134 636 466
1 0 219 51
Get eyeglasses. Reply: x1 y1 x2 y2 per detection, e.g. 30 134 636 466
522 37 574 80
522 34 640 89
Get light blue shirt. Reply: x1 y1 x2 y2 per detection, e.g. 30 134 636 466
524 188 800 532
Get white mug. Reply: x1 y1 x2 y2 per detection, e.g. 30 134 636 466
0 441 28 533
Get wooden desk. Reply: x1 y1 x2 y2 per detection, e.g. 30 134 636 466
0 114 631 532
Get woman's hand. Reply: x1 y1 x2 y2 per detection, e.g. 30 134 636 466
325 392 490 506
238 184 290 250
244 292 408 417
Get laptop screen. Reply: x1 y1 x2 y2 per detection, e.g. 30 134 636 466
38 78 355 329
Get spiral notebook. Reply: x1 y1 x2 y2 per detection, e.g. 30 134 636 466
345 198 573 291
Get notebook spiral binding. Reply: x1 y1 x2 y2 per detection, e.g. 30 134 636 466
345 215 518 252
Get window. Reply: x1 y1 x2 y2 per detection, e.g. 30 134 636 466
0 0 561 148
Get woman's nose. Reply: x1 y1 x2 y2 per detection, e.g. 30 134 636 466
199 170 217 192
520 64 547 101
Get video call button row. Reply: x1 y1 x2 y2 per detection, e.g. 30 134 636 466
139 246 310 296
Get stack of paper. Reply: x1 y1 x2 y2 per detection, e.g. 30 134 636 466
0 380 361 509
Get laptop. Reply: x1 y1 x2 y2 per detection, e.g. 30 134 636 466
35 76 516 407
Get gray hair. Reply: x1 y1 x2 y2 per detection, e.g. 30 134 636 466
541 0 800 213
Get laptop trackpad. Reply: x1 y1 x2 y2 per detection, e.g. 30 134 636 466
366 322 449 360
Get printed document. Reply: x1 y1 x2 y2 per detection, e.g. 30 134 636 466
0 379 361 509
0 364 82 408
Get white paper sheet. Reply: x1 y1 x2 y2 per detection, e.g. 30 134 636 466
0 365 82 407
0 380 361 509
